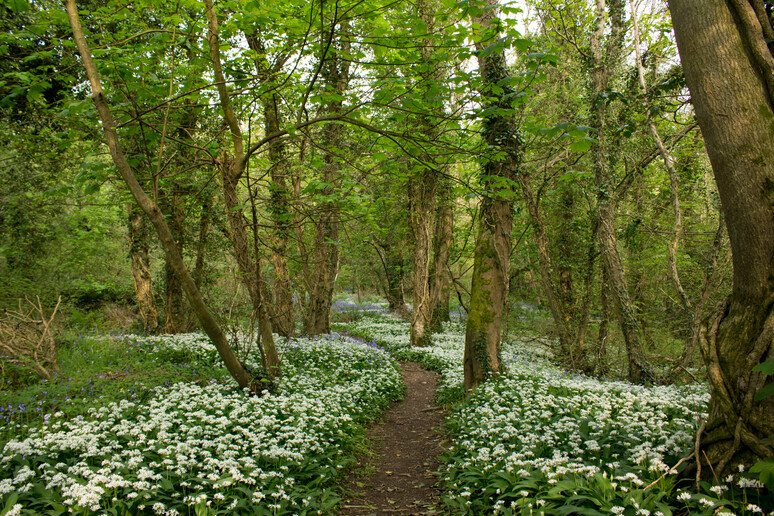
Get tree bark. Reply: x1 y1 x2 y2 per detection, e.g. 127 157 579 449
246 34 295 338
127 204 158 333
65 0 256 391
304 19 350 336
669 0 774 475
408 174 436 345
589 0 650 383
463 0 520 391
204 0 280 379
409 0 442 347
429 176 453 331
160 182 186 333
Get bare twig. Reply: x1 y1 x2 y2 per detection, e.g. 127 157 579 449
0 296 61 379
643 453 694 491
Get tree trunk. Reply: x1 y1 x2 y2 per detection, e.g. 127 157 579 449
66 0 256 391
186 193 211 331
589 0 650 383
127 204 158 333
463 0 520 391
304 21 350 336
204 0 280 380
409 0 442 347
161 182 186 334
597 265 610 370
429 177 453 331
246 34 295 338
409 174 436 345
669 0 774 475
264 98 295 337
519 175 574 355
375 241 407 314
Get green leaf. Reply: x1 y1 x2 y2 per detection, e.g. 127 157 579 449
753 381 774 401
752 358 774 375
569 137 594 153
1 492 19 515
1 0 28 12
512 38 532 52
750 458 774 490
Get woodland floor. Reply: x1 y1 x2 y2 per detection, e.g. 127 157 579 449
338 362 447 515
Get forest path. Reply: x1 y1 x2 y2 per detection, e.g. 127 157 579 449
338 362 446 515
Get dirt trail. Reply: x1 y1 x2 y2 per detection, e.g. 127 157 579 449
339 362 446 515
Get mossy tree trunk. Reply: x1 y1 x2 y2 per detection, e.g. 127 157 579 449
160 182 187 334
463 0 521 391
669 0 774 477
127 204 158 333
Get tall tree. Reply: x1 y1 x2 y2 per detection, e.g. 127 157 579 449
303 12 351 336
463 0 521 391
408 0 450 347
588 0 650 383
668 0 774 475
204 0 281 379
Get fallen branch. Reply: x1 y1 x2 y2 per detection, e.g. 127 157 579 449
643 452 695 491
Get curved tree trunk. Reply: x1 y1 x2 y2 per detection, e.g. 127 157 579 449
669 0 774 476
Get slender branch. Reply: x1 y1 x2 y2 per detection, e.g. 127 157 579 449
64 0 255 391
204 0 244 163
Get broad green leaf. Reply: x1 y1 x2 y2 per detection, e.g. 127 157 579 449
753 381 774 401
569 137 594 153
752 358 774 375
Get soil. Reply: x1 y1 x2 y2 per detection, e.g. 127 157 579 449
338 362 447 515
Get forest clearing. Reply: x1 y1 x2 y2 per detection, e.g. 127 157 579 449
1 0 774 514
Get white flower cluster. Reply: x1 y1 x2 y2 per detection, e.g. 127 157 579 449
338 315 412 350
0 333 403 514
344 313 712 510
